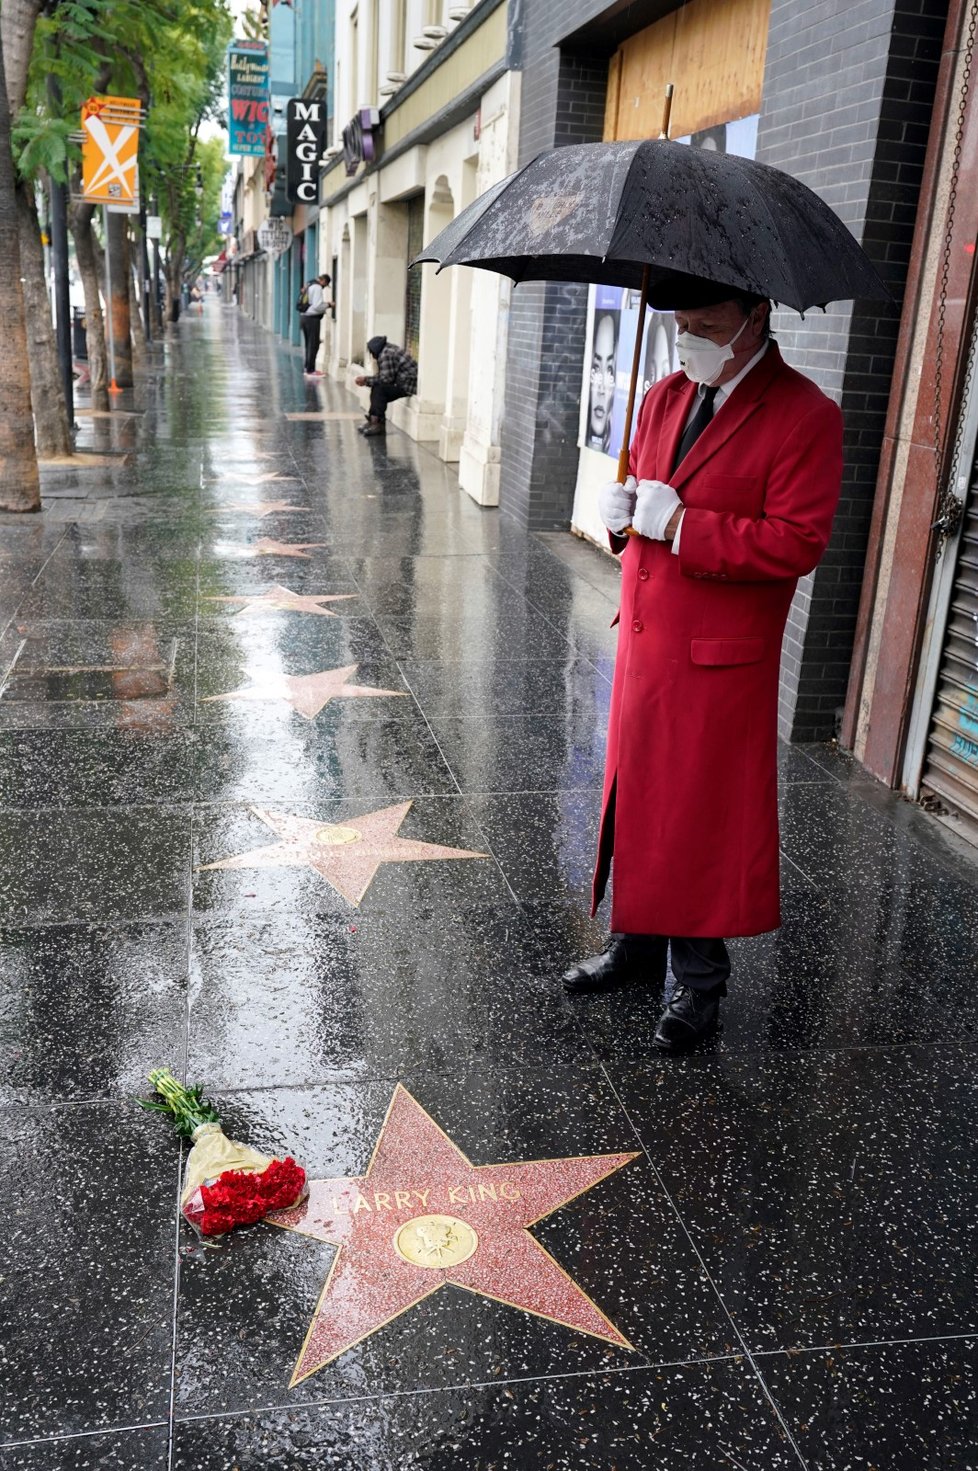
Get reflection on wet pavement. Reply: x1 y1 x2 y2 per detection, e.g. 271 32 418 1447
1 309 976 1469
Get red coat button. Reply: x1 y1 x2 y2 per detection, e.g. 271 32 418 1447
631 619 644 634
638 568 650 581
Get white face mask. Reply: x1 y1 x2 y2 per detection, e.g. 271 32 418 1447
676 316 750 386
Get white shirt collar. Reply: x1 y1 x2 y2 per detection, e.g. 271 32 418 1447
703 338 769 406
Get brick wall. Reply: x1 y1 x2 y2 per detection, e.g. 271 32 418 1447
757 0 947 738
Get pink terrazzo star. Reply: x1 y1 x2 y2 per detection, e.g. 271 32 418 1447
204 471 296 485
215 501 305 517
249 538 328 558
203 585 358 617
198 801 486 904
203 664 406 719
267 1085 639 1384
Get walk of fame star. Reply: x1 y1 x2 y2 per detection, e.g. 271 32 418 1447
198 801 486 904
267 1086 639 1384
203 585 358 617
205 471 295 485
203 664 406 720
214 501 305 517
248 539 328 558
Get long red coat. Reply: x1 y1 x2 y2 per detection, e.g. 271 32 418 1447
592 342 843 937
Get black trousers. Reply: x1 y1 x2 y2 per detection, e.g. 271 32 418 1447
369 382 410 419
300 314 322 372
619 933 730 994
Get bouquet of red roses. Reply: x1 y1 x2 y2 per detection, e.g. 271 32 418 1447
141 1068 307 1237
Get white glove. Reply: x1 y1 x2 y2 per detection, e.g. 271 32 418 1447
632 479 682 541
597 475 637 533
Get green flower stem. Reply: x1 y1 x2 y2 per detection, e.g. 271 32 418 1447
141 1068 222 1140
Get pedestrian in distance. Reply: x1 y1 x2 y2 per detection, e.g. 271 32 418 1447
299 273 332 376
562 276 844 1054
355 336 418 436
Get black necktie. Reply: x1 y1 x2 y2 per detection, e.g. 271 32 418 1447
672 386 719 473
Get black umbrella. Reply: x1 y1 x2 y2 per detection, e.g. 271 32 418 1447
413 134 888 485
414 137 886 311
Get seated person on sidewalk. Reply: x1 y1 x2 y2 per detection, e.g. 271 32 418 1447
355 336 418 436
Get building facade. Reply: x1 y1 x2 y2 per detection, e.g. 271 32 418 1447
317 0 519 505
841 0 978 845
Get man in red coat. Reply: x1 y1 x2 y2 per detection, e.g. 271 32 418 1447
562 276 844 1053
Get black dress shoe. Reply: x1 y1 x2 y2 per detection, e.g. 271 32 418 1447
653 984 723 1053
562 935 666 996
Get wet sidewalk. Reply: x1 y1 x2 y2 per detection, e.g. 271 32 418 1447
1 307 976 1470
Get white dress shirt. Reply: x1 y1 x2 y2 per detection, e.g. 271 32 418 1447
671 339 770 554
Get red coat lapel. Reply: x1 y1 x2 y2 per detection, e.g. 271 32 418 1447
657 377 697 481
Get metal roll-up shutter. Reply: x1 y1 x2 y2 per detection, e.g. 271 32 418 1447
920 475 978 843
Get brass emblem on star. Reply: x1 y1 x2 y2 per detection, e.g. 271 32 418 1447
393 1214 479 1269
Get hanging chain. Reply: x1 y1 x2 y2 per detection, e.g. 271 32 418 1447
932 0 978 551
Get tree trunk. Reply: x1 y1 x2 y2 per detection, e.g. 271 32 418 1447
70 200 108 410
0 0 41 116
16 179 72 457
105 209 133 386
0 36 39 510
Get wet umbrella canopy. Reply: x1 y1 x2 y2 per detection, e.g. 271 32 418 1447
413 138 887 313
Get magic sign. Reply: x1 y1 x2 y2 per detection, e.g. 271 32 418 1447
286 99 326 205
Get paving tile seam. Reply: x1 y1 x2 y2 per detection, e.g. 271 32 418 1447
0 1420 168 1452
591 1060 811 1470
528 534 622 605
749 1328 978 1357
5 1033 976 1112
490 560 620 629
0 524 70 651
165 1352 749 1429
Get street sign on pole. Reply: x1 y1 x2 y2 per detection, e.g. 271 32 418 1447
258 218 292 255
81 96 142 208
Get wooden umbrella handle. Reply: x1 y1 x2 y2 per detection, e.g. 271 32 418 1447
615 263 650 538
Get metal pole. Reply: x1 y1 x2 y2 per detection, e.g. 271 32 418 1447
102 204 119 393
139 197 151 343
47 77 74 426
151 194 162 332
49 175 74 426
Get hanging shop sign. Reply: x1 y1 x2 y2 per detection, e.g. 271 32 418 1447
342 107 380 177
286 98 326 204
258 218 292 255
228 40 270 157
81 95 142 209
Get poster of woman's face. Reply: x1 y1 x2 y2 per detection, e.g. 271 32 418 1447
642 312 677 394
587 310 618 452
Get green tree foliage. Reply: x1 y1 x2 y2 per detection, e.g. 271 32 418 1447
13 0 232 298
